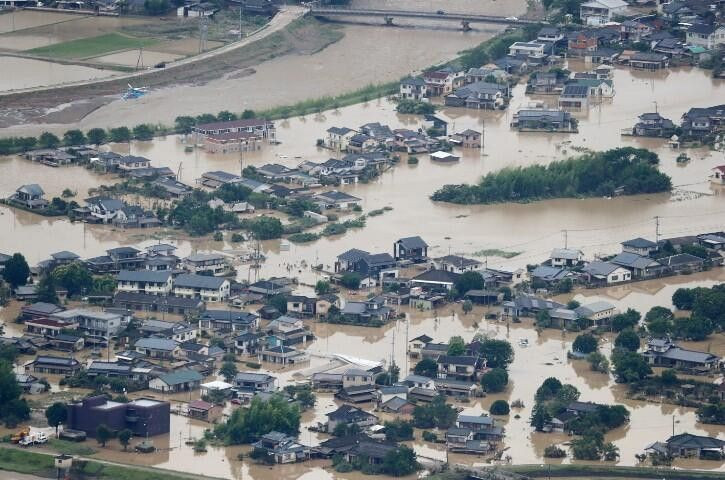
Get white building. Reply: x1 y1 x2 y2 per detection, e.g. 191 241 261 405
686 24 725 50
580 0 628 26
50 309 122 338
116 270 173 295
173 274 230 302
183 253 227 276
550 248 584 268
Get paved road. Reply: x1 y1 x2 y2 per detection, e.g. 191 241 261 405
0 5 306 96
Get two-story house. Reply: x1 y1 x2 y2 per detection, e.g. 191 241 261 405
116 270 173 295
580 0 628 25
399 76 428 101
173 274 230 302
183 253 227 276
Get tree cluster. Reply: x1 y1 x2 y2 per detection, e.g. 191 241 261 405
431 148 671 204
214 395 300 444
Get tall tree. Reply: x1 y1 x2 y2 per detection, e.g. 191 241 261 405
86 128 107 145
118 429 133 451
63 129 86 146
3 253 30 288
96 424 112 447
38 132 60 148
45 402 68 436
35 274 59 304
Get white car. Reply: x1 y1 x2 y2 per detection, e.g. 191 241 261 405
19 432 48 446
505 16 519 21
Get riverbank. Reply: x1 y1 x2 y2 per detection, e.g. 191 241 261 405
434 464 725 479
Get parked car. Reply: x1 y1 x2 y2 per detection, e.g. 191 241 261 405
19 432 48 446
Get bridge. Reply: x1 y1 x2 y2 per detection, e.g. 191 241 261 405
309 6 542 31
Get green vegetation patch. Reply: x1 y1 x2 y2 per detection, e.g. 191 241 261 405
470 249 521 259
48 438 98 456
26 33 158 59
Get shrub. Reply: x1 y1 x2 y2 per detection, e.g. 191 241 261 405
490 400 510 415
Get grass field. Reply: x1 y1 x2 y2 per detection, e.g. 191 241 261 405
25 32 158 60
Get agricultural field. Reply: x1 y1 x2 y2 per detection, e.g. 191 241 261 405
25 32 158 60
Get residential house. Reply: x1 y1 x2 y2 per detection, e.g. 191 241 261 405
259 345 308 365
192 118 275 142
134 338 180 360
660 433 725 459
465 66 509 84
116 155 151 172
187 399 221 422
234 372 276 392
325 404 378 432
315 294 340 318
538 26 564 43
325 127 357 151
680 105 725 139
580 0 628 25
197 170 243 189
252 431 310 464
568 77 615 98
437 355 478 381
622 237 658 256
394 236 428 262
567 30 600 56
149 369 203 393
286 295 317 317
117 270 173 295
558 84 589 110
445 81 508 110
392 128 432 153
574 301 616 327
183 253 227 276
411 269 460 292
422 114 448 136
611 252 664 279
345 441 398 466
408 334 433 358
698 232 725 250
247 278 291 296
531 265 571 287
21 302 65 321
631 112 676 137
627 52 670 70
234 332 262 356
582 261 632 285
177 2 218 17
48 334 84 352
686 23 725 50
25 317 76 337
509 41 548 61
457 414 504 442
10 184 48 209
113 292 204 317
620 19 654 42
335 248 370 273
313 190 362 210
380 396 415 415
26 355 81 375
423 67 465 96
50 308 122 338
173 274 230 302
450 129 482 148
526 72 565 95
511 109 577 132
643 338 721 373
202 130 262 154
140 319 197 343
86 196 124 223
550 248 584 267
399 76 428 100
432 255 482 273
503 294 564 317
341 296 392 325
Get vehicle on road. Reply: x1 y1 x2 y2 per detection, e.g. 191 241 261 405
19 432 48 446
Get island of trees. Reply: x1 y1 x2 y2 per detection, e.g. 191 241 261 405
430 148 672 204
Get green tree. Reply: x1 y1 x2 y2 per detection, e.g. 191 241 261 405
217 110 237 121
535 377 563 401
219 361 238 383
3 253 30 288
611 308 641 332
45 402 68 436
413 358 438 378
462 299 473 314
214 395 301 444
478 338 514 369
612 350 652 383
268 294 288 314
587 352 609 373
241 109 256 119
118 428 133 451
143 0 169 14
481 368 508 393
133 124 155 141
35 274 59 304
490 400 510 415
315 280 331 295
571 434 603 460
174 116 196 134
0 360 29 426
383 419 414 442
63 129 86 146
672 287 696 310
644 306 674 337
86 128 107 145
530 402 552 431
660 369 678 386
382 445 418 476
38 131 60 148
412 395 457 429
614 329 640 352
454 271 485 297
340 273 361 290
51 262 93 297
572 333 598 354
109 127 131 143
674 315 714 341
96 424 112 447
447 336 466 356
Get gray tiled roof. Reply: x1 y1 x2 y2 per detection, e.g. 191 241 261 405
117 270 171 283
174 274 226 290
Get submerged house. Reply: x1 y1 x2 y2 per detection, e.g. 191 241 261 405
630 112 676 138
511 109 577 132
10 184 48 210
643 338 721 374
445 81 509 110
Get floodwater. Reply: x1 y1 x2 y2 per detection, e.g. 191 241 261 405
0 56 117 91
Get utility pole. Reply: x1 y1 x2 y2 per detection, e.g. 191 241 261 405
654 216 660 244
563 229 568 249
239 6 243 41
672 415 675 437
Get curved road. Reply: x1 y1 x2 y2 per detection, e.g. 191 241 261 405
0 5 306 97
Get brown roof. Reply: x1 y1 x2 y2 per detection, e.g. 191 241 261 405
188 400 213 411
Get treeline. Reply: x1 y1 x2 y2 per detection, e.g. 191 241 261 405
431 147 672 204
0 125 163 155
